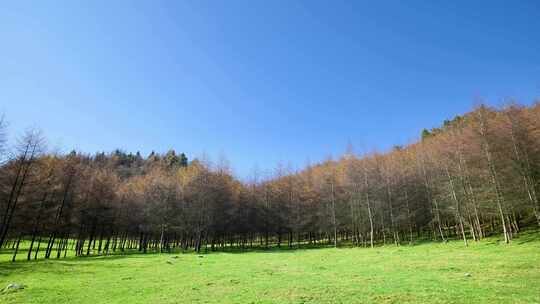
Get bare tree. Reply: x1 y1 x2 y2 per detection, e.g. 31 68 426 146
475 105 511 243
0 129 46 248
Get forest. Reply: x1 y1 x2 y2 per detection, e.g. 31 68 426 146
1 102 539 262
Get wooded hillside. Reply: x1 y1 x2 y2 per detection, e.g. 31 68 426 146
1 102 539 261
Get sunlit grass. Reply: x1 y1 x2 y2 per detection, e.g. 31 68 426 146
1 231 539 304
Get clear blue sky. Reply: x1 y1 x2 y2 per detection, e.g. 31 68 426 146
2 1 539 178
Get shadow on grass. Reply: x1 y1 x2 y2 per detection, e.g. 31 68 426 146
510 228 540 245
1 229 538 271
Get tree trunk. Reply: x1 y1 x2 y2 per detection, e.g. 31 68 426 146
363 170 374 248
445 166 468 246
330 180 337 248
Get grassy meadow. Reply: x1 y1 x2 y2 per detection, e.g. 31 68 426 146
0 231 539 304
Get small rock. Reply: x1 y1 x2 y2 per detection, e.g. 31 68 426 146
464 273 472 277
2 283 25 293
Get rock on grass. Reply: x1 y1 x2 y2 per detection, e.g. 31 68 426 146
2 283 26 293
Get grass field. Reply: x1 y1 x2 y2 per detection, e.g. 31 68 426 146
0 232 539 304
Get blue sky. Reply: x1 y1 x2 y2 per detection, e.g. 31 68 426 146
1 1 540 178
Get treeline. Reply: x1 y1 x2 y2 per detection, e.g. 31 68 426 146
1 103 539 261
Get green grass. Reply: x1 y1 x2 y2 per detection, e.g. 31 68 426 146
1 232 539 304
